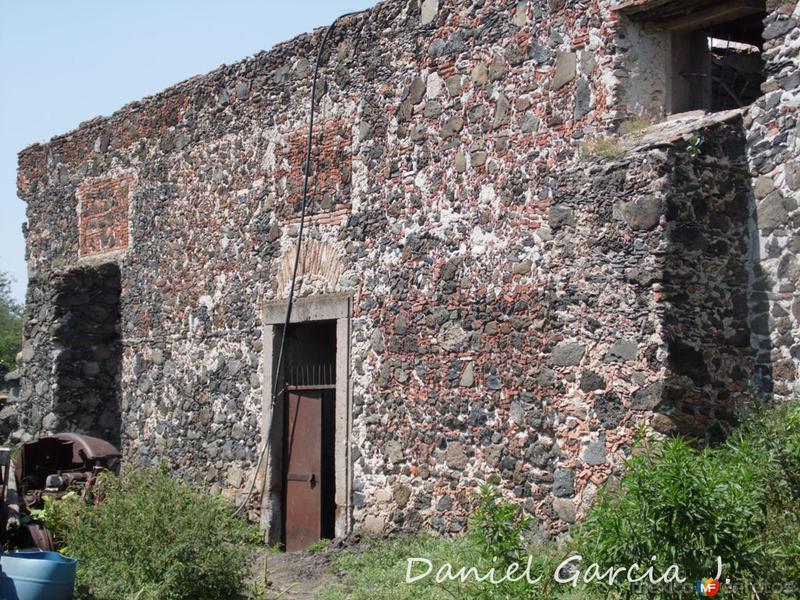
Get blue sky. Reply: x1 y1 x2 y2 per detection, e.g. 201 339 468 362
0 0 376 303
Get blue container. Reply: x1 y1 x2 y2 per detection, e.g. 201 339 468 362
0 551 77 600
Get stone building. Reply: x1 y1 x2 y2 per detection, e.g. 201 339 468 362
6 0 799 546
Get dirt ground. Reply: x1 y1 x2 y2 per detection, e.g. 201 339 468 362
250 550 336 599
250 537 361 599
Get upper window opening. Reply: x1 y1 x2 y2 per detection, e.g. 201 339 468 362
615 0 767 114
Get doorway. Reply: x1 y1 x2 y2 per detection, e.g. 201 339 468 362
52 263 122 445
261 295 352 548
282 320 337 552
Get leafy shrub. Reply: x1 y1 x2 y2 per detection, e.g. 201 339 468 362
57 467 259 600
738 400 800 499
576 401 800 599
27 491 85 552
468 483 533 567
735 401 800 588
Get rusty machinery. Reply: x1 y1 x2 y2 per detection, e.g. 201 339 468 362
1 433 120 551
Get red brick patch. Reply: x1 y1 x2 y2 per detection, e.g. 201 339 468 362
275 118 352 215
76 171 134 257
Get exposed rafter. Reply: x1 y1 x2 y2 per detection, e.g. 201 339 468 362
612 0 766 45
647 1 764 31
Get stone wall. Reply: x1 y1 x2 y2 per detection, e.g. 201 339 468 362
746 3 800 398
8 0 797 537
660 122 753 437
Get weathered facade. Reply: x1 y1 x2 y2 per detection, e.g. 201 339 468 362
6 0 799 542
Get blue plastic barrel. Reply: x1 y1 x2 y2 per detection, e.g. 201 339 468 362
0 551 77 600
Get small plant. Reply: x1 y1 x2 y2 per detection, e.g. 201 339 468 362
467 484 577 600
27 491 85 552
468 483 532 567
686 133 703 159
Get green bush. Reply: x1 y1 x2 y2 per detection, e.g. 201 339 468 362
56 467 259 600
576 401 800 599
734 401 800 588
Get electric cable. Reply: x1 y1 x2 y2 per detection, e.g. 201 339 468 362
235 8 368 519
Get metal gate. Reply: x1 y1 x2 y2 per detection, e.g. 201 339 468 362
284 390 323 552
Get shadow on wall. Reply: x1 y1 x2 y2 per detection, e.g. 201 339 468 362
750 235 775 398
51 263 122 447
660 117 768 441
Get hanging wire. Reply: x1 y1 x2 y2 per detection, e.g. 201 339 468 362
234 8 368 518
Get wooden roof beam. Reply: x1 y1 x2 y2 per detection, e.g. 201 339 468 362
612 0 675 17
643 0 764 30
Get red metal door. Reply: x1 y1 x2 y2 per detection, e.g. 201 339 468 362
284 391 322 552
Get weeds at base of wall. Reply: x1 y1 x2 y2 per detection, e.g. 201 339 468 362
33 402 800 599
321 401 800 600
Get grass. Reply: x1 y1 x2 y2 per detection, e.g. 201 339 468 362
319 534 474 600
618 116 656 135
579 136 622 159
318 533 590 600
579 115 659 160
306 538 333 553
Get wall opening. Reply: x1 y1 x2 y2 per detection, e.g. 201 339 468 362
52 263 122 446
281 320 337 551
261 295 352 549
669 30 765 113
617 0 767 114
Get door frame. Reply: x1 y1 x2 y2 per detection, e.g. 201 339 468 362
260 294 352 545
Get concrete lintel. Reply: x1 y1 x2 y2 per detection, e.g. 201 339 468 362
263 293 352 325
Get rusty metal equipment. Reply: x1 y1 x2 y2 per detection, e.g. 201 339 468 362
1 433 120 552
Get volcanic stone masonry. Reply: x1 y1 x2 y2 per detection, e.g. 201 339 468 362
5 0 800 539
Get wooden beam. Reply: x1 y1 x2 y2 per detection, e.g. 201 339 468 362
644 1 764 31
612 0 675 16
